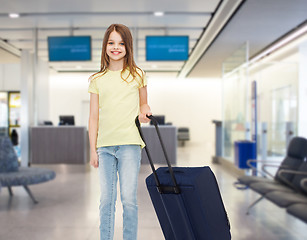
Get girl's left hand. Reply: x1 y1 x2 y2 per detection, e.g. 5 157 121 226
139 112 152 123
139 103 152 123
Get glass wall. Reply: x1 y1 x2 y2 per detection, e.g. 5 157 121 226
249 62 298 159
222 44 299 163
222 66 248 160
222 43 249 161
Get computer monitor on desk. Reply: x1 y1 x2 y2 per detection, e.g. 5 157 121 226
59 116 75 125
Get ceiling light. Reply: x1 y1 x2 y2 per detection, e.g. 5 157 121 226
154 12 164 17
9 13 20 18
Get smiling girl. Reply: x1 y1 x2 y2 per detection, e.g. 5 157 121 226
88 24 151 240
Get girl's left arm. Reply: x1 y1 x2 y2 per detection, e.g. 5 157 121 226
139 86 152 123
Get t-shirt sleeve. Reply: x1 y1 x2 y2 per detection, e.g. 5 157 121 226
88 79 99 94
138 70 147 88
142 73 147 88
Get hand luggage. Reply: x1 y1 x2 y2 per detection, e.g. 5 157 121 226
136 115 231 240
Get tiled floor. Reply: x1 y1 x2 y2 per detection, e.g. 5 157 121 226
0 145 306 240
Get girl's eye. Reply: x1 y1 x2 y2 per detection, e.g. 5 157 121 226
108 42 113 45
120 42 125 46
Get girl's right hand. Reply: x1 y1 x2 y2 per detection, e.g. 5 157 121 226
90 151 99 168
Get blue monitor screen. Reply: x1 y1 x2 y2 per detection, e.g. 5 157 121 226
146 36 189 61
48 36 91 61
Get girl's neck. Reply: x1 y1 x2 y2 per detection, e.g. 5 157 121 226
108 60 124 71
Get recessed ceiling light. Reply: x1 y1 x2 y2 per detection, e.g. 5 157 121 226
154 12 164 17
9 13 20 18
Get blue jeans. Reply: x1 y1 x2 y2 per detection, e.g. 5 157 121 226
97 145 141 240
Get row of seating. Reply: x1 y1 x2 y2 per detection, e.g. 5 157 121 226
236 136 307 223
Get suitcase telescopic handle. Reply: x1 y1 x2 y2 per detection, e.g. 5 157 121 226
135 115 180 194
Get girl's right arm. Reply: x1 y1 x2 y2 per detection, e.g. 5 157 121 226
88 93 99 168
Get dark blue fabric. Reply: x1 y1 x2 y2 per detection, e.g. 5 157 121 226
146 166 231 240
0 136 19 173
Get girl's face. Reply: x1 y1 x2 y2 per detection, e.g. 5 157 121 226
106 31 126 64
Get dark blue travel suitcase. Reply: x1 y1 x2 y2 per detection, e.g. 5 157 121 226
136 116 231 240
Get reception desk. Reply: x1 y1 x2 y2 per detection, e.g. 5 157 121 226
30 125 176 165
141 125 177 165
31 126 89 164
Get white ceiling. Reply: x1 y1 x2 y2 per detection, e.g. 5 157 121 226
0 0 221 77
188 0 307 78
0 0 306 78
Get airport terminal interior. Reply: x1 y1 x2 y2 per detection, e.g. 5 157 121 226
0 0 307 239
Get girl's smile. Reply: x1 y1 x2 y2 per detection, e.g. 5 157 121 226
111 50 121 55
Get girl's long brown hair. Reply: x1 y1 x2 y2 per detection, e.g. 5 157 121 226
89 24 144 86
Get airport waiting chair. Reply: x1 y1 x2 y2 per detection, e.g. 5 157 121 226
177 127 190 147
0 136 56 204
235 136 307 214
248 137 307 195
264 164 307 208
237 136 307 187
286 178 307 223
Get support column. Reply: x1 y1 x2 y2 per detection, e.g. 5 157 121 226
20 50 34 167
298 41 307 138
